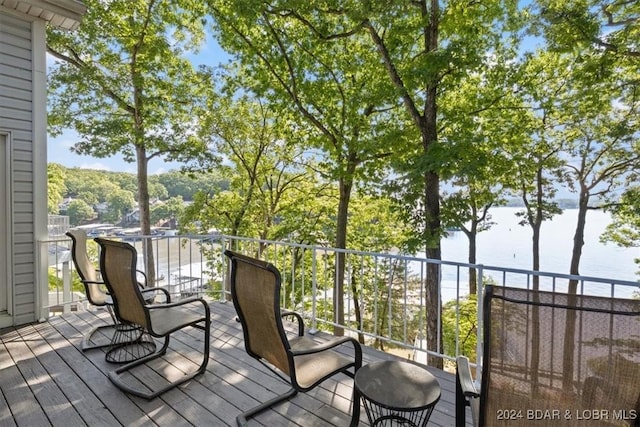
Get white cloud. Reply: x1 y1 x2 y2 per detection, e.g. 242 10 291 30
79 162 112 171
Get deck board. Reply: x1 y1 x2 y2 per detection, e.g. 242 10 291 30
0 301 467 426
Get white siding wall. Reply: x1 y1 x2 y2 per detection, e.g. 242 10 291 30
0 12 37 324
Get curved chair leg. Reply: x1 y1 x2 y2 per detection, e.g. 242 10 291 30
82 324 118 351
108 320 210 400
237 387 298 427
350 386 361 427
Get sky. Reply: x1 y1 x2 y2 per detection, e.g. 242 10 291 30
46 31 231 175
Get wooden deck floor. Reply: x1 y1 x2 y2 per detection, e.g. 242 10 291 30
0 301 465 426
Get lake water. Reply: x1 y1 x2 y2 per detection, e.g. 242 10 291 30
441 207 639 283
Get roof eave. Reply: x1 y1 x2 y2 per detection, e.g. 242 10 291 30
0 0 87 30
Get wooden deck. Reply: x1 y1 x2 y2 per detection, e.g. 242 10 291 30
0 301 465 426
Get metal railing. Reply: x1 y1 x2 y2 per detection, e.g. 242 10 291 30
41 233 639 367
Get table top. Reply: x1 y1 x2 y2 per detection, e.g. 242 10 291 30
354 360 441 411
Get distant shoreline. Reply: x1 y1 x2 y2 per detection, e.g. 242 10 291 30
504 198 580 209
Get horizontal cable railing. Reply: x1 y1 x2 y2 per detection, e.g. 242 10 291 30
40 233 639 367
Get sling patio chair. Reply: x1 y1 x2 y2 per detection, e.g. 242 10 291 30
456 285 640 427
66 229 169 355
224 249 362 427
96 238 211 399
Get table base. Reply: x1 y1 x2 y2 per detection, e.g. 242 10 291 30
363 402 436 427
105 323 156 363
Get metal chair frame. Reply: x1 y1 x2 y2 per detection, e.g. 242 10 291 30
96 238 211 399
225 249 362 427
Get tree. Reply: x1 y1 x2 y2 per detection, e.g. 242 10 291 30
47 163 66 214
157 170 217 200
500 51 576 282
209 0 524 361
183 95 314 241
442 294 478 359
601 186 640 275
208 4 399 334
66 199 95 225
344 194 414 344
533 0 640 251
438 59 520 295
147 179 169 201
103 189 135 224
47 0 216 285
532 1 640 390
76 191 99 208
150 196 185 227
534 0 639 60
356 1 523 366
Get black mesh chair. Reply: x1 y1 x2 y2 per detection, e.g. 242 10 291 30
96 238 211 399
66 229 115 350
224 250 362 427
456 285 640 427
66 229 169 354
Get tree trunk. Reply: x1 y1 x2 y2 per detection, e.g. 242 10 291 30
351 274 365 344
530 209 542 395
423 76 443 368
562 190 588 390
424 170 442 368
523 167 547 395
467 222 478 295
334 173 353 336
135 145 156 287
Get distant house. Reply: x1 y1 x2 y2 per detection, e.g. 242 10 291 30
0 0 86 327
122 208 140 225
58 196 75 212
94 201 109 215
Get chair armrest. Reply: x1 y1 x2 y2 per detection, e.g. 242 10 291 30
82 279 105 285
81 279 109 294
456 355 480 427
145 296 206 311
140 286 171 303
457 355 479 398
281 310 304 336
136 269 148 286
290 335 361 357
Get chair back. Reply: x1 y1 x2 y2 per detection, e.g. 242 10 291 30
225 250 290 375
480 285 640 426
66 229 106 306
95 238 149 329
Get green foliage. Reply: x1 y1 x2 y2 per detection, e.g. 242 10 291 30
147 179 169 201
48 268 62 291
533 0 639 63
442 294 478 360
602 186 640 274
157 170 222 201
48 268 85 294
103 189 135 223
66 199 95 225
151 196 185 226
47 0 217 286
47 163 66 214
47 0 214 168
182 95 330 243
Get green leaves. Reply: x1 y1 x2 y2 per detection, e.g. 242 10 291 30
47 0 215 168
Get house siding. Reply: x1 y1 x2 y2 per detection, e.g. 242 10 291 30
0 12 36 324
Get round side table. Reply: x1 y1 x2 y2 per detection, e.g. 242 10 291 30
355 360 441 426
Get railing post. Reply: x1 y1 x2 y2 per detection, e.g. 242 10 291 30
476 266 484 374
62 259 71 314
310 247 318 334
